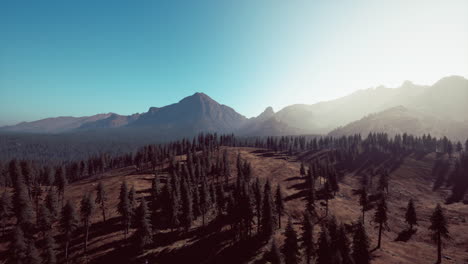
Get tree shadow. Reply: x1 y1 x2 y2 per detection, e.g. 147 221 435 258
394 228 416 242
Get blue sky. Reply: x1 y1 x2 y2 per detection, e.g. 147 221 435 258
1 0 467 125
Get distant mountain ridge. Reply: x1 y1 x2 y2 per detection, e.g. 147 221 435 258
1 76 467 140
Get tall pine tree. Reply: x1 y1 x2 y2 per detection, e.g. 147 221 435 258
429 204 450 264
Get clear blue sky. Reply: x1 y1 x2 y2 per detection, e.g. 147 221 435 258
1 0 467 125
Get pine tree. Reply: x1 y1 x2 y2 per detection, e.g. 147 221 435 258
117 181 131 238
300 163 306 177
128 186 137 223
275 185 285 229
59 200 78 263
43 233 58 264
45 187 59 219
405 199 417 231
359 189 368 222
429 204 450 264
80 193 94 252
323 181 332 216
261 180 275 238
54 167 67 207
11 226 27 263
337 224 352 264
180 179 193 231
316 225 331 264
95 181 107 223
373 196 388 249
37 204 53 239
352 221 370 264
25 240 42 264
267 240 283 264
200 179 211 226
134 198 153 251
306 185 316 216
301 212 315 264
282 218 300 264
253 178 263 234
0 191 11 236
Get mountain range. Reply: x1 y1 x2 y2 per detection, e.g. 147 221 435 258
1 76 467 140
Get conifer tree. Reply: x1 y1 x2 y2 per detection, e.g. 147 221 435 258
117 181 131 238
267 240 282 264
59 200 78 263
301 212 315 264
0 192 11 236
378 171 389 194
80 193 94 252
95 181 107 223
316 225 331 264
337 224 352 264
128 186 137 223
134 198 153 251
169 190 180 230
405 199 417 231
25 240 42 264
180 179 193 231
282 218 300 264
300 163 306 177
43 233 58 264
373 196 388 249
54 167 67 207
429 204 450 264
200 179 211 226
359 189 368 222
11 226 27 263
37 204 53 239
323 181 332 216
261 180 275 238
306 185 315 216
352 221 370 264
275 185 285 229
253 178 263 234
45 187 59 219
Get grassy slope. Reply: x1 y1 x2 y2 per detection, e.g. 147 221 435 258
1 147 467 264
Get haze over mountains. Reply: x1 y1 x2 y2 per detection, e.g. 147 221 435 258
1 76 467 140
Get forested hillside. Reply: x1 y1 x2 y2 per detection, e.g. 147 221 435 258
1 133 467 263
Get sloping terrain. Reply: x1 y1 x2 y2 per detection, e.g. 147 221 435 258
328 106 468 141
1 147 466 264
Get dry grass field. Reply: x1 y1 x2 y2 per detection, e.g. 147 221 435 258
1 147 467 264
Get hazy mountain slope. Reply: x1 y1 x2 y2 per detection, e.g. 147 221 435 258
78 113 141 129
0 113 113 133
328 106 468 140
275 76 467 133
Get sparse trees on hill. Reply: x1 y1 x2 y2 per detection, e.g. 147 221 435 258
95 181 108 223
282 218 300 264
60 200 78 263
352 221 370 264
374 196 388 249
429 204 450 264
405 199 417 231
